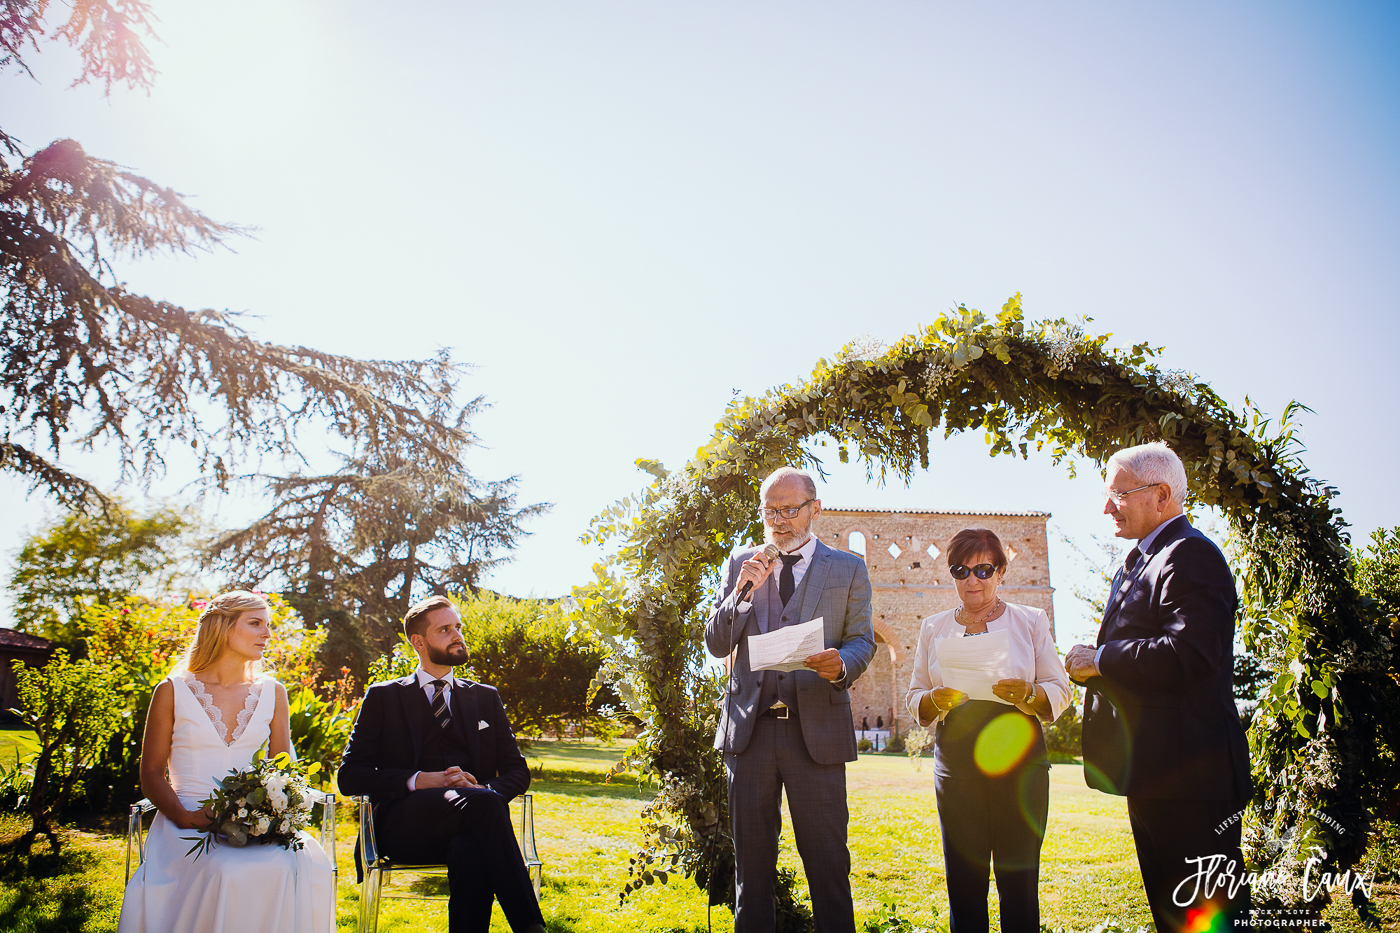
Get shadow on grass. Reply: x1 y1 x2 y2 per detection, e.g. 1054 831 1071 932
0 839 109 933
531 777 652 801
522 740 633 766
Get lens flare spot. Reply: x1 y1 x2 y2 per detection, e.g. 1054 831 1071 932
1183 904 1227 932
973 712 1035 777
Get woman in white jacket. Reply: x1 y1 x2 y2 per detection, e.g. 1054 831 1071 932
906 528 1072 933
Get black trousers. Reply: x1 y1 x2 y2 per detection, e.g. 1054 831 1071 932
1126 796 1250 933
378 787 543 933
933 702 1049 933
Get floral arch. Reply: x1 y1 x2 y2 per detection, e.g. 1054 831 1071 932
573 296 1398 909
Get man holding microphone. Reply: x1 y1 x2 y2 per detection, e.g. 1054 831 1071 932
706 466 876 933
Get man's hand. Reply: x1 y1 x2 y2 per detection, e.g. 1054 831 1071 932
1065 644 1100 683
804 648 844 681
734 550 777 603
418 766 480 789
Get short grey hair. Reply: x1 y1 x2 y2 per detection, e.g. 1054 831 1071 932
760 466 817 501
1107 442 1188 506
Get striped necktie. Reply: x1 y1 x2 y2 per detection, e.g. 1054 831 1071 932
429 679 452 730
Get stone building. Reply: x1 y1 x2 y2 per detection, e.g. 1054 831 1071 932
820 508 1054 735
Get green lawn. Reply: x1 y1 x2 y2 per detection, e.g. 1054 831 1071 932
0 737 1394 931
0 725 37 764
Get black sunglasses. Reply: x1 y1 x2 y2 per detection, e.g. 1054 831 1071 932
949 563 997 580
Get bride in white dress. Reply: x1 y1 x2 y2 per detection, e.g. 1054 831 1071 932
118 590 334 933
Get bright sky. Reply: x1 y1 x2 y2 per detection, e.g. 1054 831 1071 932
3 1 1398 649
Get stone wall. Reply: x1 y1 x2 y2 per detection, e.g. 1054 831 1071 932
819 509 1054 736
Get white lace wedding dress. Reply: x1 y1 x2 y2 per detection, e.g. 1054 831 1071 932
117 672 334 933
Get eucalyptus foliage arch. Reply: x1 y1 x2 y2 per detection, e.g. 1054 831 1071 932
574 296 1399 910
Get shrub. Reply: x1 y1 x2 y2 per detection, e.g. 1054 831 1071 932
883 733 906 753
1362 818 1400 883
11 650 124 850
857 738 873 752
457 592 622 738
287 685 356 790
1043 701 1083 762
82 597 196 809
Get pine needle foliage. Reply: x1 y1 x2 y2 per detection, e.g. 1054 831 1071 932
0 1 468 510
207 429 548 666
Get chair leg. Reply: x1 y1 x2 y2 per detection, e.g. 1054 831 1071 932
358 867 384 933
321 796 338 923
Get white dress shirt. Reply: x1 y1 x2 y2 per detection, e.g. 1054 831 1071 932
737 533 818 607
905 602 1072 727
406 666 454 791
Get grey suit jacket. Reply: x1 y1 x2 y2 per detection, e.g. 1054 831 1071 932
705 539 875 764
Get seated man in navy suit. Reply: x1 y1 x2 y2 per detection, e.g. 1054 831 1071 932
339 595 544 933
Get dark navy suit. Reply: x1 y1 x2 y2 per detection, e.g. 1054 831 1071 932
1081 516 1252 930
339 674 541 932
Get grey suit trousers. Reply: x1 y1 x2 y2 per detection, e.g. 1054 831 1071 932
727 716 855 933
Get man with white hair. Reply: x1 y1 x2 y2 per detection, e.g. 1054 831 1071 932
1066 442 1251 930
707 466 875 933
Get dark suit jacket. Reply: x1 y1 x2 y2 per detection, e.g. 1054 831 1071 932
1081 516 1252 800
337 673 531 805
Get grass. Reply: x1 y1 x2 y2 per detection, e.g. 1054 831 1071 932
0 736 1394 931
0 815 127 932
0 725 38 764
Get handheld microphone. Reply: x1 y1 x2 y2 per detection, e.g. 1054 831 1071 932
735 543 782 603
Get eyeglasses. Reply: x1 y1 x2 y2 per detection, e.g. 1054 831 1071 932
1104 483 1161 506
758 499 815 521
949 563 997 580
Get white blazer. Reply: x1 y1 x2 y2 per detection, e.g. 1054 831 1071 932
905 602 1072 727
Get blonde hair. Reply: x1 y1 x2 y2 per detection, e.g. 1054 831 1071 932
177 590 270 679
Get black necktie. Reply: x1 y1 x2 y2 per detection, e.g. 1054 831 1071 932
779 553 802 606
1124 547 1142 574
429 679 452 730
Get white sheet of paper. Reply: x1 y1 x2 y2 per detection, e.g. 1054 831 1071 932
748 618 825 673
934 629 1012 704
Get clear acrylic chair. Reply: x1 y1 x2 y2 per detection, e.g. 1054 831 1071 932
353 792 541 933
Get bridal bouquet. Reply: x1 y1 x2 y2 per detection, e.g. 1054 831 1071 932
184 752 323 859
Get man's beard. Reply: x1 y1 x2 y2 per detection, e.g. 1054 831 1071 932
427 643 468 667
765 525 811 550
